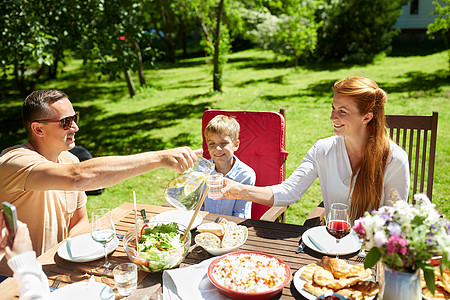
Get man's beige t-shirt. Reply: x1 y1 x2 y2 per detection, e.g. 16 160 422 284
0 143 87 257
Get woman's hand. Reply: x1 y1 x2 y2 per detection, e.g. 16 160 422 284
0 214 33 260
220 178 246 200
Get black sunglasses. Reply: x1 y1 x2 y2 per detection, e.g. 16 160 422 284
31 111 79 130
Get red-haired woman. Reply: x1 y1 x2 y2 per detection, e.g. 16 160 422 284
221 77 409 222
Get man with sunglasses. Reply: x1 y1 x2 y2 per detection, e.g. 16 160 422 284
0 89 201 277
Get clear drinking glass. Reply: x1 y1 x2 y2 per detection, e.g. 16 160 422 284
91 208 117 274
326 203 350 258
206 173 224 200
113 263 137 296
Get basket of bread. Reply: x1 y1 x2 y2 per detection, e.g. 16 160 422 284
194 218 248 256
296 256 379 300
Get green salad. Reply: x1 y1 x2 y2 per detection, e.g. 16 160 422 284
133 222 186 272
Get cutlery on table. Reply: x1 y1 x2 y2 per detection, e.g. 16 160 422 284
296 238 305 254
140 209 149 223
49 277 61 291
356 249 366 263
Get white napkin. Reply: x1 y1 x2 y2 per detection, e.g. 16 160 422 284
67 235 105 259
162 258 228 300
307 233 335 253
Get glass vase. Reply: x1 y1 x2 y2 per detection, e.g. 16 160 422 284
378 263 421 300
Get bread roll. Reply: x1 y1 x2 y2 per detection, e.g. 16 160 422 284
195 232 221 249
197 222 225 237
222 222 247 248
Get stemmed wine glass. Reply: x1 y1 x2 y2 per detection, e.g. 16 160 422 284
91 208 117 274
326 203 350 258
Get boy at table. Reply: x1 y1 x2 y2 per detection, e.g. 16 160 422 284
201 115 256 218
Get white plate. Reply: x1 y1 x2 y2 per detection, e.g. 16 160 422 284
302 226 362 255
293 265 375 300
48 281 114 300
57 233 119 262
150 210 203 230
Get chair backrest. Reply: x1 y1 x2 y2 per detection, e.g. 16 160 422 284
385 111 438 203
202 108 289 220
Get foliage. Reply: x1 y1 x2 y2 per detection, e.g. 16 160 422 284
353 191 450 294
427 0 450 69
314 0 408 63
0 0 57 92
243 2 322 67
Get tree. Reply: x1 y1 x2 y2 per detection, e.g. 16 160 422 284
78 0 158 97
314 0 409 63
243 1 322 68
427 0 450 69
0 0 56 93
141 0 197 62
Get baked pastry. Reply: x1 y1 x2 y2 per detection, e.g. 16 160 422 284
314 267 336 287
301 264 319 282
347 264 372 279
349 280 379 297
303 280 334 297
318 256 351 278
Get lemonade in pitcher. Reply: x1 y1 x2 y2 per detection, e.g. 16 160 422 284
164 157 214 210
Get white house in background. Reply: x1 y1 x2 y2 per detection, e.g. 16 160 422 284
393 0 437 31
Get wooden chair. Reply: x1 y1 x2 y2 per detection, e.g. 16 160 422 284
304 111 439 226
385 111 438 203
202 107 289 222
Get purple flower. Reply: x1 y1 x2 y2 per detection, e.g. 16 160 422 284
387 222 402 236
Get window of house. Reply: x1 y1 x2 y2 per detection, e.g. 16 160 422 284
410 0 419 14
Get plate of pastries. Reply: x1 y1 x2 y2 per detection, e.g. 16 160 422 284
293 256 379 300
421 265 450 300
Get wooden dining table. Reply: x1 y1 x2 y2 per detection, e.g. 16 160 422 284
0 203 367 299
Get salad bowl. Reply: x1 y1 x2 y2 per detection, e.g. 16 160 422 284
122 221 191 272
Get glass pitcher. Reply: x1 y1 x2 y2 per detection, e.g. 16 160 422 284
164 157 215 210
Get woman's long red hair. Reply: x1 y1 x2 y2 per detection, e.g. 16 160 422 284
333 77 390 221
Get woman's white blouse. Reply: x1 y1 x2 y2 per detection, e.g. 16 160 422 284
270 136 410 218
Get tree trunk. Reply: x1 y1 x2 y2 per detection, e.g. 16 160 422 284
49 56 59 79
124 69 136 98
134 42 146 86
213 0 224 92
180 19 188 57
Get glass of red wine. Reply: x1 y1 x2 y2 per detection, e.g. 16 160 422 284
326 203 350 258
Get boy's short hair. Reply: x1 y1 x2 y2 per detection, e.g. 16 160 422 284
204 115 240 143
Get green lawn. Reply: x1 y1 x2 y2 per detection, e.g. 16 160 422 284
1 45 448 225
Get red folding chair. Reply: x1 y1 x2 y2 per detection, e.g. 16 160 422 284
202 107 289 221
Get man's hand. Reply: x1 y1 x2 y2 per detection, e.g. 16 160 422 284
159 147 203 173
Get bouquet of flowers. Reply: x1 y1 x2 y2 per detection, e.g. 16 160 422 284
353 191 450 294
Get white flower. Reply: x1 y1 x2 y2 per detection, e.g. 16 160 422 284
413 193 431 205
374 230 387 247
387 222 402 236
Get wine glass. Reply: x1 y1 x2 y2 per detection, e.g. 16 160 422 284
91 208 117 274
326 203 350 258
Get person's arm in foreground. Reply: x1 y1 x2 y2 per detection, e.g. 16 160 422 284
25 147 202 192
1 214 49 300
221 179 275 206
